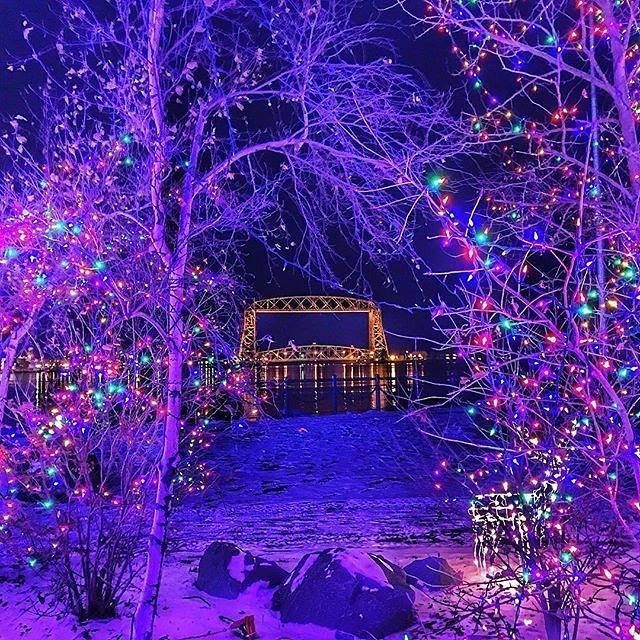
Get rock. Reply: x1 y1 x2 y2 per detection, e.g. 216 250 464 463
273 548 416 638
403 556 462 590
196 542 288 599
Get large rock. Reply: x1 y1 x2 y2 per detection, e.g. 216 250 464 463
404 556 462 590
196 542 288 598
273 548 416 638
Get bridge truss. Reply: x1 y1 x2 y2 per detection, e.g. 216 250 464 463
238 296 389 363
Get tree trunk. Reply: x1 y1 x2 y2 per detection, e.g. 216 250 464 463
0 315 35 424
602 0 640 200
542 586 564 640
131 319 183 640
131 1 174 636
543 610 562 640
0 333 20 428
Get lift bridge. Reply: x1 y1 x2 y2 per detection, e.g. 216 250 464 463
238 295 389 364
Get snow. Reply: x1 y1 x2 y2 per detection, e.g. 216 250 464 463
227 551 247 583
286 552 317 593
333 550 389 585
0 410 615 639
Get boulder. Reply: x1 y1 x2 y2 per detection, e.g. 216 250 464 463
403 556 462 590
273 548 416 638
196 541 288 599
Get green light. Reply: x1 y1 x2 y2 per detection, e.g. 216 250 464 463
474 230 489 245
560 551 573 564
426 173 445 192
121 132 133 144
93 259 107 272
577 303 592 316
4 247 18 259
93 390 105 407
500 317 513 331
41 499 54 510
34 273 47 287
622 267 636 281
123 156 134 167
472 78 482 90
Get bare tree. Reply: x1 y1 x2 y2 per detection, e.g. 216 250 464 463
392 0 640 637
3 345 162 620
6 1 465 636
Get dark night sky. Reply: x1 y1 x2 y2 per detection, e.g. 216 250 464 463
0 1 461 352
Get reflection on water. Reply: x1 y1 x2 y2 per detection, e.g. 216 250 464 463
10 369 71 408
12 354 462 417
253 359 459 415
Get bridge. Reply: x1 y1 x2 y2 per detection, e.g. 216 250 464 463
238 295 389 363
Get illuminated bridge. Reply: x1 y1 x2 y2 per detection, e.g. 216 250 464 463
238 296 389 364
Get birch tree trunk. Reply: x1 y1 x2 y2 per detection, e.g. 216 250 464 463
131 314 184 640
0 310 38 426
131 1 175 637
0 327 29 426
603 0 640 201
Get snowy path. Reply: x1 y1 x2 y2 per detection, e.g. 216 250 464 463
172 411 470 554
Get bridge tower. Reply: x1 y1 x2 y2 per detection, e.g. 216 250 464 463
238 296 389 363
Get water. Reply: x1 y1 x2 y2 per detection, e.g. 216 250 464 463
11 355 462 417
252 359 459 415
10 368 71 408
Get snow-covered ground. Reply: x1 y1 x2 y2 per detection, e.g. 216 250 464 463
173 410 469 553
0 410 610 639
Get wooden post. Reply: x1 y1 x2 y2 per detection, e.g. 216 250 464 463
332 374 338 413
283 378 289 416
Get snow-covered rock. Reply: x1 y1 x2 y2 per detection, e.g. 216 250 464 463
273 548 416 638
403 556 462 590
195 541 288 599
